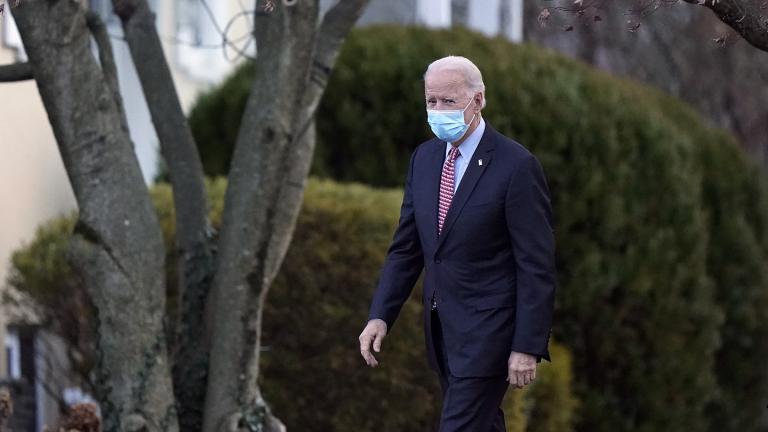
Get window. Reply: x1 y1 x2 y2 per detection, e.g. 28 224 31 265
4 328 21 379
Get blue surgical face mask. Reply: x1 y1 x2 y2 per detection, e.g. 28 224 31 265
427 98 477 143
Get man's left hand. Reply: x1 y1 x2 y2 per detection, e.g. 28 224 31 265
507 351 537 389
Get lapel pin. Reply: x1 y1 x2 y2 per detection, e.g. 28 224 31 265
478 159 483 166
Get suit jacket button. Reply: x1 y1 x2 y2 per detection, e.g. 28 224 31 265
435 258 441 264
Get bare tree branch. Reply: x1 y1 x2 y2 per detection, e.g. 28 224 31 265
316 0 371 66
297 0 370 133
682 0 768 52
84 10 130 134
261 1 371 282
0 62 32 82
109 2 216 428
84 11 120 105
263 0 370 283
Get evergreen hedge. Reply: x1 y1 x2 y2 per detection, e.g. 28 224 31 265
184 25 768 432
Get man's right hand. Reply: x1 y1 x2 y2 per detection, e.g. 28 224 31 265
359 319 388 367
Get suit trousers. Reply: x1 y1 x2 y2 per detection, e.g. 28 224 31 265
431 308 510 432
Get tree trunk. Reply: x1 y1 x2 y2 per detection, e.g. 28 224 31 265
201 1 368 430
12 1 178 431
200 3 318 428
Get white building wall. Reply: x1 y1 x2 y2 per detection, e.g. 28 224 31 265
506 0 524 42
467 0 500 36
354 0 523 42
417 0 451 27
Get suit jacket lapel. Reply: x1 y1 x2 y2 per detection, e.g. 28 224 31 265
435 123 497 252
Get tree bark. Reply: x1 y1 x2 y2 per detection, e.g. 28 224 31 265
682 0 768 53
201 1 368 431
12 1 178 431
109 1 217 430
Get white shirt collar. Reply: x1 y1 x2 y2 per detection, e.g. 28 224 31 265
446 117 485 160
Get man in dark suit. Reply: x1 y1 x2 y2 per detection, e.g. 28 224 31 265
359 56 557 431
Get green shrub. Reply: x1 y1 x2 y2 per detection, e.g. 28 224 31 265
257 178 439 431
697 131 768 432
6 177 579 432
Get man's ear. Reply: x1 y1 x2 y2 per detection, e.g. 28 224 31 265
474 93 484 111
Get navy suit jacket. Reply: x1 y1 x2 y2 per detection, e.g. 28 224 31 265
367 121 557 377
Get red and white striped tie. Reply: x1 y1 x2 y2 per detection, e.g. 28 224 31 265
438 146 461 236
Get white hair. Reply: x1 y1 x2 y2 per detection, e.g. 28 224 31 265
424 56 487 108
